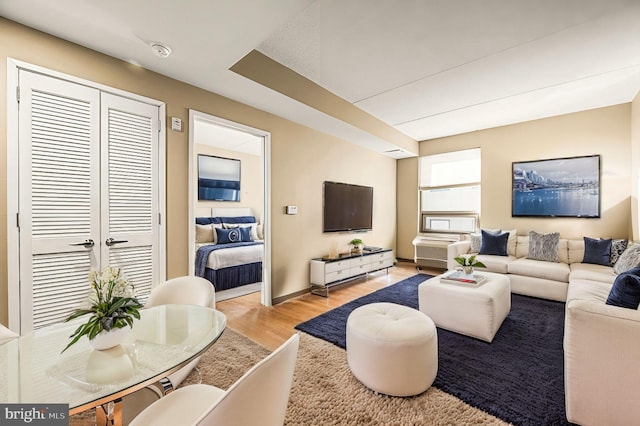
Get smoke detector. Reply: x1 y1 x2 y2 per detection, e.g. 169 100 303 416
150 43 171 59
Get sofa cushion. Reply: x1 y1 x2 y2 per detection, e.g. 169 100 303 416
566 279 613 305
479 230 509 256
610 239 629 266
475 254 516 274
527 231 560 262
613 244 640 275
606 267 640 309
582 237 612 266
567 240 585 265
569 263 616 284
508 258 570 282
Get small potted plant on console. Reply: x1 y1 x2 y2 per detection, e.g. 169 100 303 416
349 238 364 255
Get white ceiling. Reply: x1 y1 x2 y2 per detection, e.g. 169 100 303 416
194 117 263 157
2 0 640 156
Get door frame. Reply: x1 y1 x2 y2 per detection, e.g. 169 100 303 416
188 109 272 307
6 59 167 332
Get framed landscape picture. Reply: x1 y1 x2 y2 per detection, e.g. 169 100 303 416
512 155 600 218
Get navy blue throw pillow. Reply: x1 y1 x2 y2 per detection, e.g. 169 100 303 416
606 266 640 309
479 230 509 256
583 237 612 266
216 227 252 244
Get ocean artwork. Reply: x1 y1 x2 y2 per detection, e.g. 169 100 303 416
512 155 600 217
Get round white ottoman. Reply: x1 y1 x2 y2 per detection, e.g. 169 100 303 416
346 302 438 397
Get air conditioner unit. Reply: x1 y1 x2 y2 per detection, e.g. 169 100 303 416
412 234 462 269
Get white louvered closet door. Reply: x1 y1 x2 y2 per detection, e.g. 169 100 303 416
101 93 159 301
17 72 162 333
18 72 101 331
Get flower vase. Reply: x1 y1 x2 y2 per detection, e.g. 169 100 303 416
463 266 474 275
89 327 130 351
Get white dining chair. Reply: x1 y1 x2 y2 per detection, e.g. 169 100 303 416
129 333 300 426
123 276 216 424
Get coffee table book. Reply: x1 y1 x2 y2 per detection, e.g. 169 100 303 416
440 271 487 286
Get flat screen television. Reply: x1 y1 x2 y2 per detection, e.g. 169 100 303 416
198 154 241 201
323 181 373 233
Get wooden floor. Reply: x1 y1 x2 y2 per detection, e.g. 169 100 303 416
216 261 442 351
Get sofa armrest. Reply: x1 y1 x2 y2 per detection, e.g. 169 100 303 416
446 241 471 271
564 299 640 425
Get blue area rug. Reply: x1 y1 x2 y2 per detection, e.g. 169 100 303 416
295 274 569 426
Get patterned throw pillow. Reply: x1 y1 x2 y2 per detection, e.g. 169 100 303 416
613 244 640 275
527 231 560 263
215 227 253 244
610 239 629 266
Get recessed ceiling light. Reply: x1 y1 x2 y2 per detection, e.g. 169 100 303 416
150 43 171 59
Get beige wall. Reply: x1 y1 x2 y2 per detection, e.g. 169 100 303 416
631 92 640 241
194 144 263 220
396 157 418 260
398 104 632 257
0 18 398 323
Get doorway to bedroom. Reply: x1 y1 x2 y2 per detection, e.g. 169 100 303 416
188 110 271 306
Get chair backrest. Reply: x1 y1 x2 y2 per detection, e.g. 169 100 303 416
145 276 215 308
0 323 18 343
197 333 300 426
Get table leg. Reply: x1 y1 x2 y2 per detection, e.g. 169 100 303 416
95 399 123 426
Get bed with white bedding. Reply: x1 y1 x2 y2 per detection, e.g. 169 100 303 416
194 208 263 292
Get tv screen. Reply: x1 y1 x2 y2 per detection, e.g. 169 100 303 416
198 154 241 201
323 181 373 233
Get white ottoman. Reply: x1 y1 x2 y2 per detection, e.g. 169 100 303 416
346 302 438 397
418 271 510 342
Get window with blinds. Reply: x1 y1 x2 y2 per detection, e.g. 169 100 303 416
418 148 481 233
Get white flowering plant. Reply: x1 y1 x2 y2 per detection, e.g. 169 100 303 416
62 266 143 353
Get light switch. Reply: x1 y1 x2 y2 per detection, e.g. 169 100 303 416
286 205 298 215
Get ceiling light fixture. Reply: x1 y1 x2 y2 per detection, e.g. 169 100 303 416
150 43 171 59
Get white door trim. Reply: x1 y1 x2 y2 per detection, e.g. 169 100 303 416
188 109 272 306
6 59 167 332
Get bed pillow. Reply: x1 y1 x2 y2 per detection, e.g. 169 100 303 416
527 231 560 262
606 266 640 309
195 224 214 243
610 239 629 266
224 222 259 241
479 230 509 256
215 227 253 244
582 237 612 266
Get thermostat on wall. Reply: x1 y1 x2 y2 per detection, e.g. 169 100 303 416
286 205 298 215
171 117 182 132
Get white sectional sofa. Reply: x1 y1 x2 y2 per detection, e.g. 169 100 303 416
447 233 640 425
447 236 617 301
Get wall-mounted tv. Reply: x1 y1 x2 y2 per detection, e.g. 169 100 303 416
323 181 373 233
512 154 600 218
198 154 241 201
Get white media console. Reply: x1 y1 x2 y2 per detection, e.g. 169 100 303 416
309 249 394 296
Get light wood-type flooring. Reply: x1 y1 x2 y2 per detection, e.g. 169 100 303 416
216 260 443 351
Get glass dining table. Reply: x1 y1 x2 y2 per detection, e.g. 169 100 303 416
0 304 226 425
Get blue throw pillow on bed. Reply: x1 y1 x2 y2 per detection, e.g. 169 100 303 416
215 227 252 244
583 237 612 266
606 266 640 309
479 230 508 256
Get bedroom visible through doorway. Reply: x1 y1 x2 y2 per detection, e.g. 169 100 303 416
188 110 271 306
